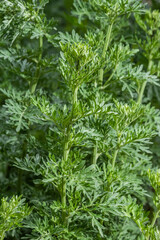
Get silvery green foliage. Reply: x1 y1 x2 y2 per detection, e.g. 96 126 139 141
0 0 160 240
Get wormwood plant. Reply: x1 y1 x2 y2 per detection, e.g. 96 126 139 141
0 0 160 239
0 196 31 240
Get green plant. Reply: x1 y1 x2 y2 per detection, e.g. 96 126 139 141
0 0 160 239
0 196 31 240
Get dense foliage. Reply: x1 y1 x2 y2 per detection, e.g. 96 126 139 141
0 0 160 239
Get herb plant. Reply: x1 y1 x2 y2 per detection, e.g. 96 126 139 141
0 0 160 239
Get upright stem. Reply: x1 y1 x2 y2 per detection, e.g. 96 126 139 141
92 23 114 165
92 23 113 165
145 209 159 240
112 149 118 170
148 57 153 72
102 23 113 59
151 209 160 228
62 138 69 224
30 35 43 94
61 87 78 224
102 62 118 89
93 141 98 165
111 132 121 171
62 141 69 207
1 231 5 240
137 81 147 105
98 22 113 86
17 138 27 194
73 87 78 105
137 56 153 104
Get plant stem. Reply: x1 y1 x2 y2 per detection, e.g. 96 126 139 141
145 202 160 240
137 81 147 105
73 87 78 105
93 141 98 165
151 209 160 228
102 23 113 59
1 231 5 240
137 56 153 104
98 22 113 86
112 149 118 170
62 139 69 224
92 23 113 165
102 62 118 90
17 138 27 194
61 87 78 224
30 35 43 94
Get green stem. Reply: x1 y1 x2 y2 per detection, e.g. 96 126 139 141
93 141 98 165
30 35 43 94
137 56 153 104
151 209 160 228
17 138 27 194
137 81 147 105
93 23 113 165
102 63 118 90
112 149 118 170
73 87 78 105
102 23 113 59
1 231 5 240
62 140 69 224
98 22 113 86
62 177 67 208
61 87 78 224
145 207 160 240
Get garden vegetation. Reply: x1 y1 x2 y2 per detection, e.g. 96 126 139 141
0 0 160 239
